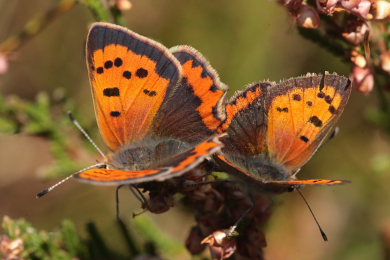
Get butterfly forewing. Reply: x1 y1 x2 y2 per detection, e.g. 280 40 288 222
272 73 351 172
86 23 182 150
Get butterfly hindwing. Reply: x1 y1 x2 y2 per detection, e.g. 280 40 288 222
86 23 182 150
218 82 271 156
75 135 223 184
152 46 227 144
269 179 350 185
215 73 351 186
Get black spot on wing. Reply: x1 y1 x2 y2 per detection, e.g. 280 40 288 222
104 60 113 69
97 67 104 74
329 105 337 114
317 92 325 98
110 111 121 117
123 70 132 79
143 89 157 97
306 101 313 106
325 95 332 104
103 87 120 97
309 116 322 127
293 94 302 101
136 68 148 78
277 107 289 112
114 57 123 67
300 135 309 143
210 84 218 92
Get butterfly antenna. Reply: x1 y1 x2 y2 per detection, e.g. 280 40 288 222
68 111 107 160
297 189 328 242
36 163 106 198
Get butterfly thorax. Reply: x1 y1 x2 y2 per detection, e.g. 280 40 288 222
108 138 191 171
223 154 290 183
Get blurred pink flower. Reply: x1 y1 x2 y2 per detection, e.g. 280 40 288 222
370 0 390 20
0 236 24 260
351 66 374 94
0 53 9 75
380 51 390 73
116 0 132 10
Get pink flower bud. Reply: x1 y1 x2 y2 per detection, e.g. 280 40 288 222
381 51 390 73
351 50 367 68
370 0 390 20
350 0 372 19
202 229 237 260
316 0 339 14
296 5 321 28
116 0 132 10
351 66 374 95
0 236 24 259
341 20 369 45
341 0 361 9
0 53 9 75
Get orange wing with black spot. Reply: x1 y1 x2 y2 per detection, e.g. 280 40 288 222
75 135 223 184
152 46 227 144
86 22 182 150
216 73 351 186
266 72 352 173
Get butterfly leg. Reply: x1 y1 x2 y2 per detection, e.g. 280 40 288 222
128 185 149 217
116 184 126 220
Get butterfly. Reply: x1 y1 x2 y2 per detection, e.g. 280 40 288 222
73 22 228 185
214 73 352 191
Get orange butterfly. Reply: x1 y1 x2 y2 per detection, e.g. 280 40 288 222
214 73 352 191
70 22 228 185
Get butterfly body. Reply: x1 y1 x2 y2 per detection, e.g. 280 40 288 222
107 137 191 171
215 73 352 188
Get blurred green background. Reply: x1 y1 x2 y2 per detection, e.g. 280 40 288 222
1 0 389 259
